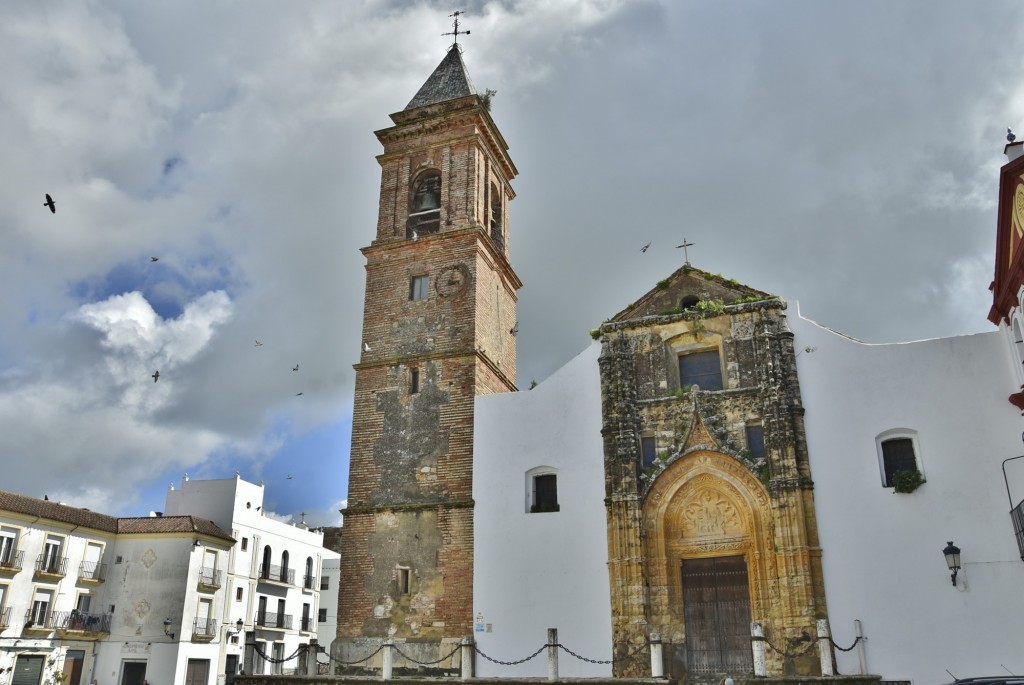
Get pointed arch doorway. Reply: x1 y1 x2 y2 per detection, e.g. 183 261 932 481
681 555 754 674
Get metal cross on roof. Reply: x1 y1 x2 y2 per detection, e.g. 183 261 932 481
676 238 695 266
443 10 470 47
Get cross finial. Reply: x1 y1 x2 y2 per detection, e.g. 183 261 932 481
443 11 470 48
676 238 695 266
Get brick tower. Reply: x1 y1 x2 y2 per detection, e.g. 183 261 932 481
335 45 520 667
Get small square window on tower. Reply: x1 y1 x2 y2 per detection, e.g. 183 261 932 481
410 275 429 301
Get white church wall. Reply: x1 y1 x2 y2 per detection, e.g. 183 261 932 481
791 304 1024 684
473 343 612 677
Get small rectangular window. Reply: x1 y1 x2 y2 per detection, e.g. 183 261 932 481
318 608 328 623
397 568 411 595
320 576 329 591
410 275 429 301
745 425 765 459
236 587 243 602
410 367 420 394
679 349 723 391
241 538 248 551
881 438 917 487
115 556 123 564
641 437 657 468
531 474 559 513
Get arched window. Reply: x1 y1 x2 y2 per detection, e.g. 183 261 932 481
680 295 700 310
526 466 559 513
488 182 504 254
875 429 923 488
305 557 314 590
408 170 441 237
261 546 272 580
280 550 290 583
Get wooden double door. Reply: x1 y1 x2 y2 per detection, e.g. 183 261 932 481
682 555 754 675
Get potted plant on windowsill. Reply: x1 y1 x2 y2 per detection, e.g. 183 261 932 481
891 469 924 494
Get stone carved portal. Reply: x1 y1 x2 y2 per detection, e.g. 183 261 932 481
644 451 773 676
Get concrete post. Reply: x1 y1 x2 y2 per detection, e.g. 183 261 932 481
816 620 834 676
461 637 473 680
382 638 394 681
243 631 255 676
649 632 664 678
547 628 558 681
854 620 867 675
305 640 319 676
751 622 767 677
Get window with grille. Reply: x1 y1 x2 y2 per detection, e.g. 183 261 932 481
881 438 918 487
679 349 723 391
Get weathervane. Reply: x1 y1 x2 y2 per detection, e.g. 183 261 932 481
676 237 695 266
443 10 470 48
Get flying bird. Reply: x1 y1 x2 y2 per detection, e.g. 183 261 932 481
43 194 56 214
150 257 159 262
254 340 263 347
510 321 519 336
1010 128 1017 143
287 475 293 480
295 392 303 396
152 371 160 383
292 364 299 372
641 241 651 253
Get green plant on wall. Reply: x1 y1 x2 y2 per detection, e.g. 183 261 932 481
892 469 924 493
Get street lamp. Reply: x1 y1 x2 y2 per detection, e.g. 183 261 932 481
163 617 175 639
236 618 244 633
943 541 961 586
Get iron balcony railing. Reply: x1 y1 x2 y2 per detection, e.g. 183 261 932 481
1012 498 1024 561
198 567 222 588
258 564 295 585
78 560 106 582
0 607 10 628
193 617 218 637
302 573 317 590
35 555 68 576
300 616 314 632
52 610 111 633
255 611 292 630
0 550 23 572
24 609 52 630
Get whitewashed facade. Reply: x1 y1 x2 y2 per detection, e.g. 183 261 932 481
791 305 1024 684
473 343 612 678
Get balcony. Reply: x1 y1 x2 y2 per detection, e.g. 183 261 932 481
77 560 106 584
23 610 52 635
302 573 317 591
257 564 295 587
34 555 68 581
0 550 23 577
197 567 222 592
53 611 111 640
192 617 217 641
300 616 314 632
255 611 292 631
0 606 10 629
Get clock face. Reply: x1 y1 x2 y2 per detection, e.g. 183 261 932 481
1012 179 1024 267
436 264 469 297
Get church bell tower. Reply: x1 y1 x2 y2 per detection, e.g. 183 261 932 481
336 44 521 664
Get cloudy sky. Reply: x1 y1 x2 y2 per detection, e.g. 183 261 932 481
2 0 1021 526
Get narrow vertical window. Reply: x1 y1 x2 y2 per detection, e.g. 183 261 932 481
745 424 765 459
410 275 429 301
397 567 411 595
641 436 657 468
240 537 248 552
236 587 244 602
408 171 441 237
410 367 420 394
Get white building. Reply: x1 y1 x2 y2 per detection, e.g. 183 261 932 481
0 475 336 685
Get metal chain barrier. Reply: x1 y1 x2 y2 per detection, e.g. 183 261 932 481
474 643 547 666
557 639 649 665
828 635 863 653
753 634 819 659
325 643 385 663
390 641 463 666
251 643 304 664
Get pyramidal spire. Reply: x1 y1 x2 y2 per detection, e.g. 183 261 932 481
405 46 478 110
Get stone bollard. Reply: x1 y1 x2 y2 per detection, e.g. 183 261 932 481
305 639 320 676
382 638 394 681
649 632 664 678
461 636 474 680
816 620 834 676
751 622 767 677
547 628 558 681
